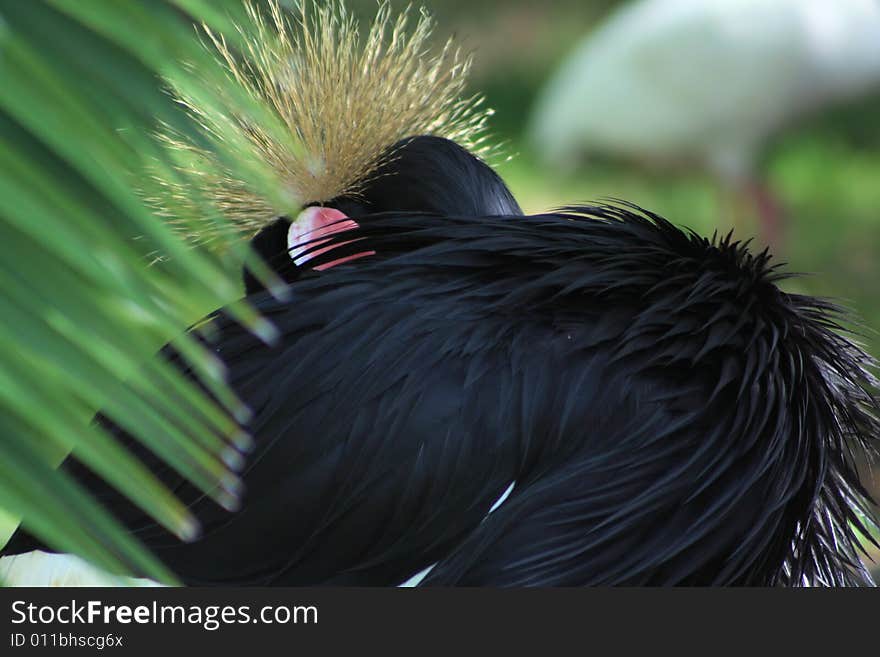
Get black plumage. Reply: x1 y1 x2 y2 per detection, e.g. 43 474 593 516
6 171 879 584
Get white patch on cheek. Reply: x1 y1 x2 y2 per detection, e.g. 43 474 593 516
287 206 328 265
287 206 373 270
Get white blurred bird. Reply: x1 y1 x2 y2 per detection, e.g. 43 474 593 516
529 0 880 247
0 552 159 587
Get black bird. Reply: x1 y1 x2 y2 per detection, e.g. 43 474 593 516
6 199 878 586
3 1 878 586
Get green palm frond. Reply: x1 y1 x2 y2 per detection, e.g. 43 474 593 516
0 0 288 583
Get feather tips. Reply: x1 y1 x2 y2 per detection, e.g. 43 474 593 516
299 204 880 585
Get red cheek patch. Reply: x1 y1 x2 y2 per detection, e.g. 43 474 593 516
287 207 374 270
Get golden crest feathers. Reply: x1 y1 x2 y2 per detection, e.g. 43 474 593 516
158 0 496 244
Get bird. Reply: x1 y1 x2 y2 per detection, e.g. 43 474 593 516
3 0 878 586
529 0 880 249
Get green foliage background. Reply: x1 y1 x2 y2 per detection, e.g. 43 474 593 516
0 0 277 581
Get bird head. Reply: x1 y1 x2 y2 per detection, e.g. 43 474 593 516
154 1 518 293
245 134 521 292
